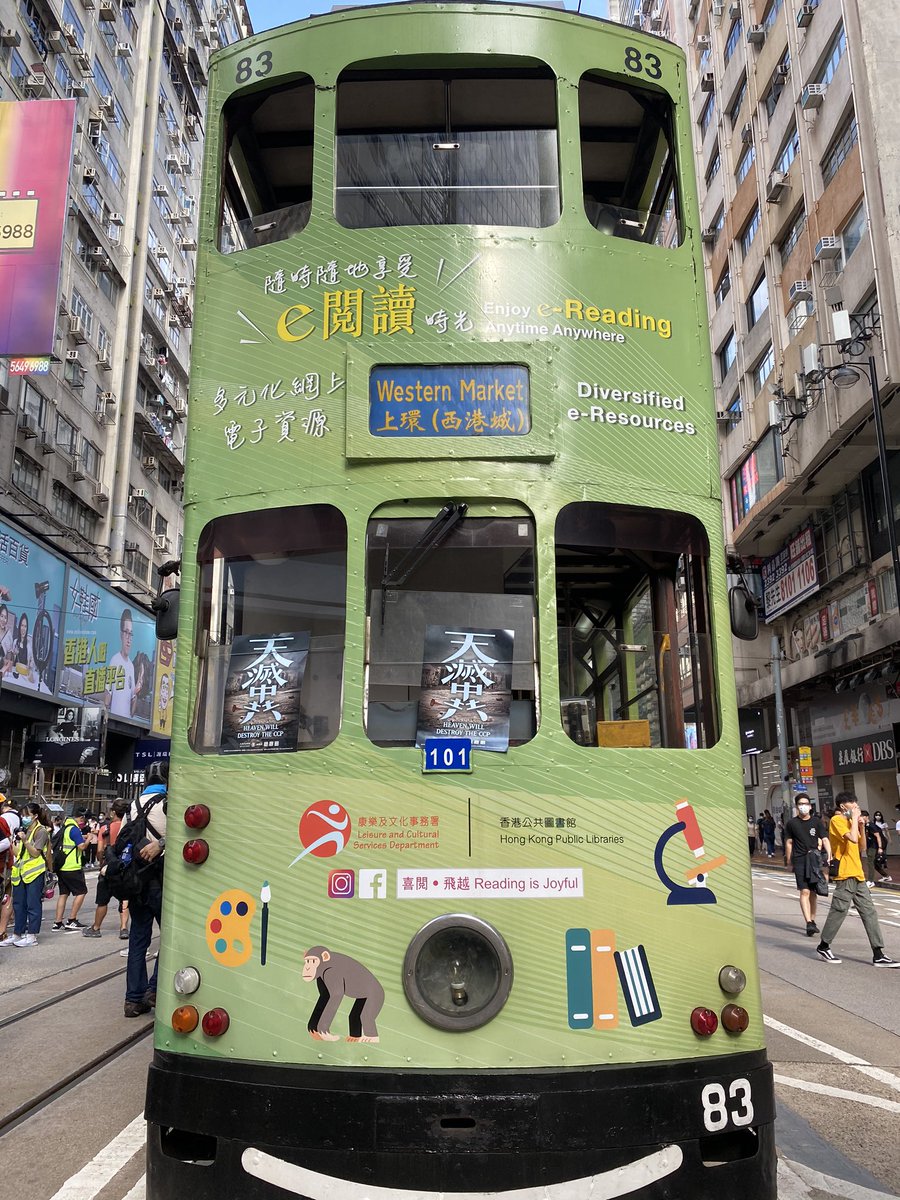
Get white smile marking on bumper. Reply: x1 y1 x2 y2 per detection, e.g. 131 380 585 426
240 1144 684 1200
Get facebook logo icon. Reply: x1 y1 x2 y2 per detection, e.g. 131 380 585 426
359 869 388 899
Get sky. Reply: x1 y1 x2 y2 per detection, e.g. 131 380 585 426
246 0 610 34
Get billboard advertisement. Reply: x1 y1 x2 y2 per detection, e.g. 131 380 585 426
0 517 66 697
58 570 158 726
0 99 77 357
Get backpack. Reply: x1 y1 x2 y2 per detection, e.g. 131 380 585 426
51 825 67 873
103 795 164 902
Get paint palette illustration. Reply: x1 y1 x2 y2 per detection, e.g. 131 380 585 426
206 890 256 967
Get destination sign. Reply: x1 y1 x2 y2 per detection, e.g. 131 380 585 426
369 364 530 437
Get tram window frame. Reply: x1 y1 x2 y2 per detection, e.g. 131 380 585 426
363 507 539 749
579 71 683 247
189 505 347 755
334 63 561 230
555 502 719 750
218 75 315 254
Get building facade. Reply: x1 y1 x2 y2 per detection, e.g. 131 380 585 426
0 0 250 795
623 0 900 825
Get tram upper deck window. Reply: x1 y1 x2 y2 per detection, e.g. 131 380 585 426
579 73 682 246
219 77 314 253
336 66 560 229
555 503 718 749
189 505 346 754
364 506 538 748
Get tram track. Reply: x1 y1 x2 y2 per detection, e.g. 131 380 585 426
0 961 126 1031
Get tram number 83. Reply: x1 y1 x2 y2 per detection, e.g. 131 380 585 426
700 1078 755 1132
623 46 663 80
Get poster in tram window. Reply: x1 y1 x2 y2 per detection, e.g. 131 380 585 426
0 518 66 697
151 638 176 737
58 571 157 726
416 626 514 753
220 632 310 754
0 100 77 357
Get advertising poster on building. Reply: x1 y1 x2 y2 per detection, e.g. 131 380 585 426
25 705 106 767
0 518 65 697
0 99 77 356
58 571 157 726
761 527 819 620
151 638 176 736
220 632 310 753
416 626 514 752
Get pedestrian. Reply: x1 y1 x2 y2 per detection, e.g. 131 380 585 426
784 793 830 937
124 761 167 1017
762 810 776 857
8 800 52 947
747 813 757 857
816 792 900 966
83 798 131 940
859 811 883 887
51 809 90 931
872 810 892 882
0 796 21 946
84 816 99 869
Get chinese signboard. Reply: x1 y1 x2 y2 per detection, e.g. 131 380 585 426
416 626 513 752
797 745 813 785
820 732 896 775
369 364 530 437
762 527 819 620
0 100 77 356
221 632 310 753
0 518 66 697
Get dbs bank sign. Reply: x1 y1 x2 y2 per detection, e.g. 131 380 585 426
821 733 897 774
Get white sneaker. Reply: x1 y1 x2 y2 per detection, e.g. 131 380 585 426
13 933 37 947
866 881 876 888
0 934 15 947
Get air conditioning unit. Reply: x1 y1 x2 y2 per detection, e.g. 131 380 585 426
815 235 842 261
88 244 106 260
701 72 715 92
766 171 787 202
82 166 97 183
142 456 158 472
701 227 718 245
115 41 133 58
98 94 115 116
171 396 187 417
740 122 753 144
197 24 210 46
98 0 116 19
153 534 170 552
48 28 68 51
153 182 169 197
98 390 115 404
173 15 183 29
26 71 51 98
109 212 124 226
93 489 110 505
797 3 816 27
697 34 710 48
18 415 37 437
650 16 662 30
789 279 813 302
177 236 197 251
74 50 91 72
775 62 791 80
70 457 86 482
728 1 740 16
716 409 738 424
1 29 21 46
131 488 148 500
152 287 167 300
712 1 724 18
80 0 95 9
165 154 181 173
124 540 140 553
747 24 766 45
68 317 88 343
95 398 115 423
96 353 112 370
66 349 82 363
69 80 89 97
801 83 827 110
39 432 56 455
63 23 80 46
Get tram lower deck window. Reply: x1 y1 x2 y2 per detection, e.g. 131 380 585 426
189 505 346 754
364 506 538 749
579 72 682 246
336 65 560 229
219 77 314 253
556 503 718 749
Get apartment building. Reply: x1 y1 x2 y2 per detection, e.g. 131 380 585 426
621 0 900 821
0 0 250 786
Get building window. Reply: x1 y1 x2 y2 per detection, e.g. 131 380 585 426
736 144 755 185
728 76 747 126
729 430 784 525
705 145 721 184
62 0 85 47
747 274 769 328
724 394 743 432
719 331 737 380
822 112 858 186
724 19 743 63
699 95 715 137
70 290 95 341
841 202 866 262
816 25 846 87
752 344 775 393
774 125 800 175
56 414 77 456
20 382 48 431
714 267 731 307
763 52 790 120
778 204 807 262
124 545 150 582
81 440 101 479
740 205 760 256
12 451 41 501
52 483 77 527
762 0 784 30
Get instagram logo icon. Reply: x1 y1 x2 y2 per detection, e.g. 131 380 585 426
328 869 355 899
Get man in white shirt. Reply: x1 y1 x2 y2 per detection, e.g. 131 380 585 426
105 608 144 718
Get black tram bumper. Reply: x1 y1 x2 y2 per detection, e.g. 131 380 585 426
146 1049 776 1199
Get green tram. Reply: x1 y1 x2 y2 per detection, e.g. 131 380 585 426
146 5 776 1197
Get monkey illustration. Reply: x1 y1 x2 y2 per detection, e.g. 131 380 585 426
302 946 385 1043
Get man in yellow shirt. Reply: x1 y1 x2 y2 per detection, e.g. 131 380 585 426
817 792 900 965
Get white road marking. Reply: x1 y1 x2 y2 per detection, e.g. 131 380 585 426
242 1146 684 1199
774 1074 900 1114
122 1177 146 1200
47 1114 145 1200
778 1157 900 1200
765 1016 900 1093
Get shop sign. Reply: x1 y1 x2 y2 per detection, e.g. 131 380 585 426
761 527 819 620
797 745 814 785
0 517 67 698
820 731 896 774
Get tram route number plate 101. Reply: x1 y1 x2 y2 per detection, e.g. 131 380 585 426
423 737 473 774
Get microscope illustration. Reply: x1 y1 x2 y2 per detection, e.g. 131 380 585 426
654 799 728 906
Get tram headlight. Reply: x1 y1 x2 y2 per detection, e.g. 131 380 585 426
173 966 201 995
721 1003 750 1033
690 1007 719 1037
403 915 513 1031
718 964 747 994
172 1005 200 1034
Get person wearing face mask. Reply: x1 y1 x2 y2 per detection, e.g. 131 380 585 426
816 792 900 965
784 794 830 937
7 801 52 947
871 810 892 883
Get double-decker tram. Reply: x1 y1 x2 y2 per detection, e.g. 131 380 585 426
147 4 776 1197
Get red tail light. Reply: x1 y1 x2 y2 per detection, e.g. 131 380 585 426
721 1004 750 1033
184 804 211 829
202 1007 230 1037
183 839 209 864
690 1007 719 1036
